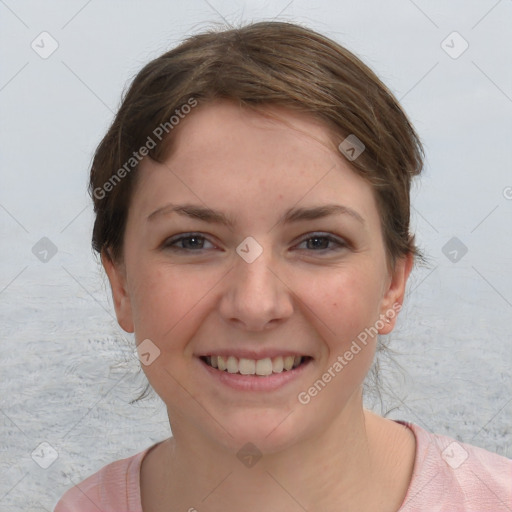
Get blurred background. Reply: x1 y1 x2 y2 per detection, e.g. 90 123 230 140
1 0 511 509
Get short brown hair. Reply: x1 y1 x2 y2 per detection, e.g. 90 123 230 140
90 21 423 267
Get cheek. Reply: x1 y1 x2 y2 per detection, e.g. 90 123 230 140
291 264 384 392
291 270 381 418
128 262 221 347
299 266 383 340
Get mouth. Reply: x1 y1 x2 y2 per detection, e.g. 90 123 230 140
199 354 312 376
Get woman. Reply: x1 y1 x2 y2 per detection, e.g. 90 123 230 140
55 21 511 511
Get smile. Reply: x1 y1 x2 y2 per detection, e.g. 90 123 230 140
200 355 310 376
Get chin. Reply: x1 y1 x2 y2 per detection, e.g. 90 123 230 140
204 406 311 456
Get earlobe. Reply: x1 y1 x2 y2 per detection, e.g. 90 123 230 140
101 250 135 333
378 252 414 335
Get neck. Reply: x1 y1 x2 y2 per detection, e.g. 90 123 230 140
144 390 412 511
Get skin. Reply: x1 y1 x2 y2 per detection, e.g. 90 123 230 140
103 101 416 511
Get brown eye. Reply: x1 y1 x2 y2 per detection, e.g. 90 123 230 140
306 236 330 250
296 233 347 252
163 233 214 251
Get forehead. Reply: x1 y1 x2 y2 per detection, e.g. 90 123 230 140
131 101 380 229
165 101 339 173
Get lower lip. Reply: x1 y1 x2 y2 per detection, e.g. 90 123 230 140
197 357 312 392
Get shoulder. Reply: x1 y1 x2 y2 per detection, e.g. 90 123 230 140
53 445 153 512
398 421 512 511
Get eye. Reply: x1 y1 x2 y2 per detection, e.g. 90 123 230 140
295 233 347 252
162 233 216 251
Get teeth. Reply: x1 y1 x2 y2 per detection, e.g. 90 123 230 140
227 356 238 373
239 358 256 375
283 356 295 371
204 355 304 375
255 358 273 376
272 356 284 373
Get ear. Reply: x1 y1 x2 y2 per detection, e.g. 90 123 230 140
101 250 135 333
378 252 413 335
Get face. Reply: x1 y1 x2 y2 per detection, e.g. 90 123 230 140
104 101 411 454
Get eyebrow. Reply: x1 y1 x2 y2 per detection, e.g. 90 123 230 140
147 203 365 226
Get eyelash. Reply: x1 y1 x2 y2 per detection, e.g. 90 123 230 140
162 232 348 253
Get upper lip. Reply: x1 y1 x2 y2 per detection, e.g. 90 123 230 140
196 349 311 360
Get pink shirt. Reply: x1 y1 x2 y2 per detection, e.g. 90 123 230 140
54 421 512 511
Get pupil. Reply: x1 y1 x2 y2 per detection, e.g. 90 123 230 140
186 236 202 248
309 237 327 249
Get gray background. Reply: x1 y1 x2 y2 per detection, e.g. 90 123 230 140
1 0 511 510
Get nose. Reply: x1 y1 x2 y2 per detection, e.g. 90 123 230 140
218 248 294 331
